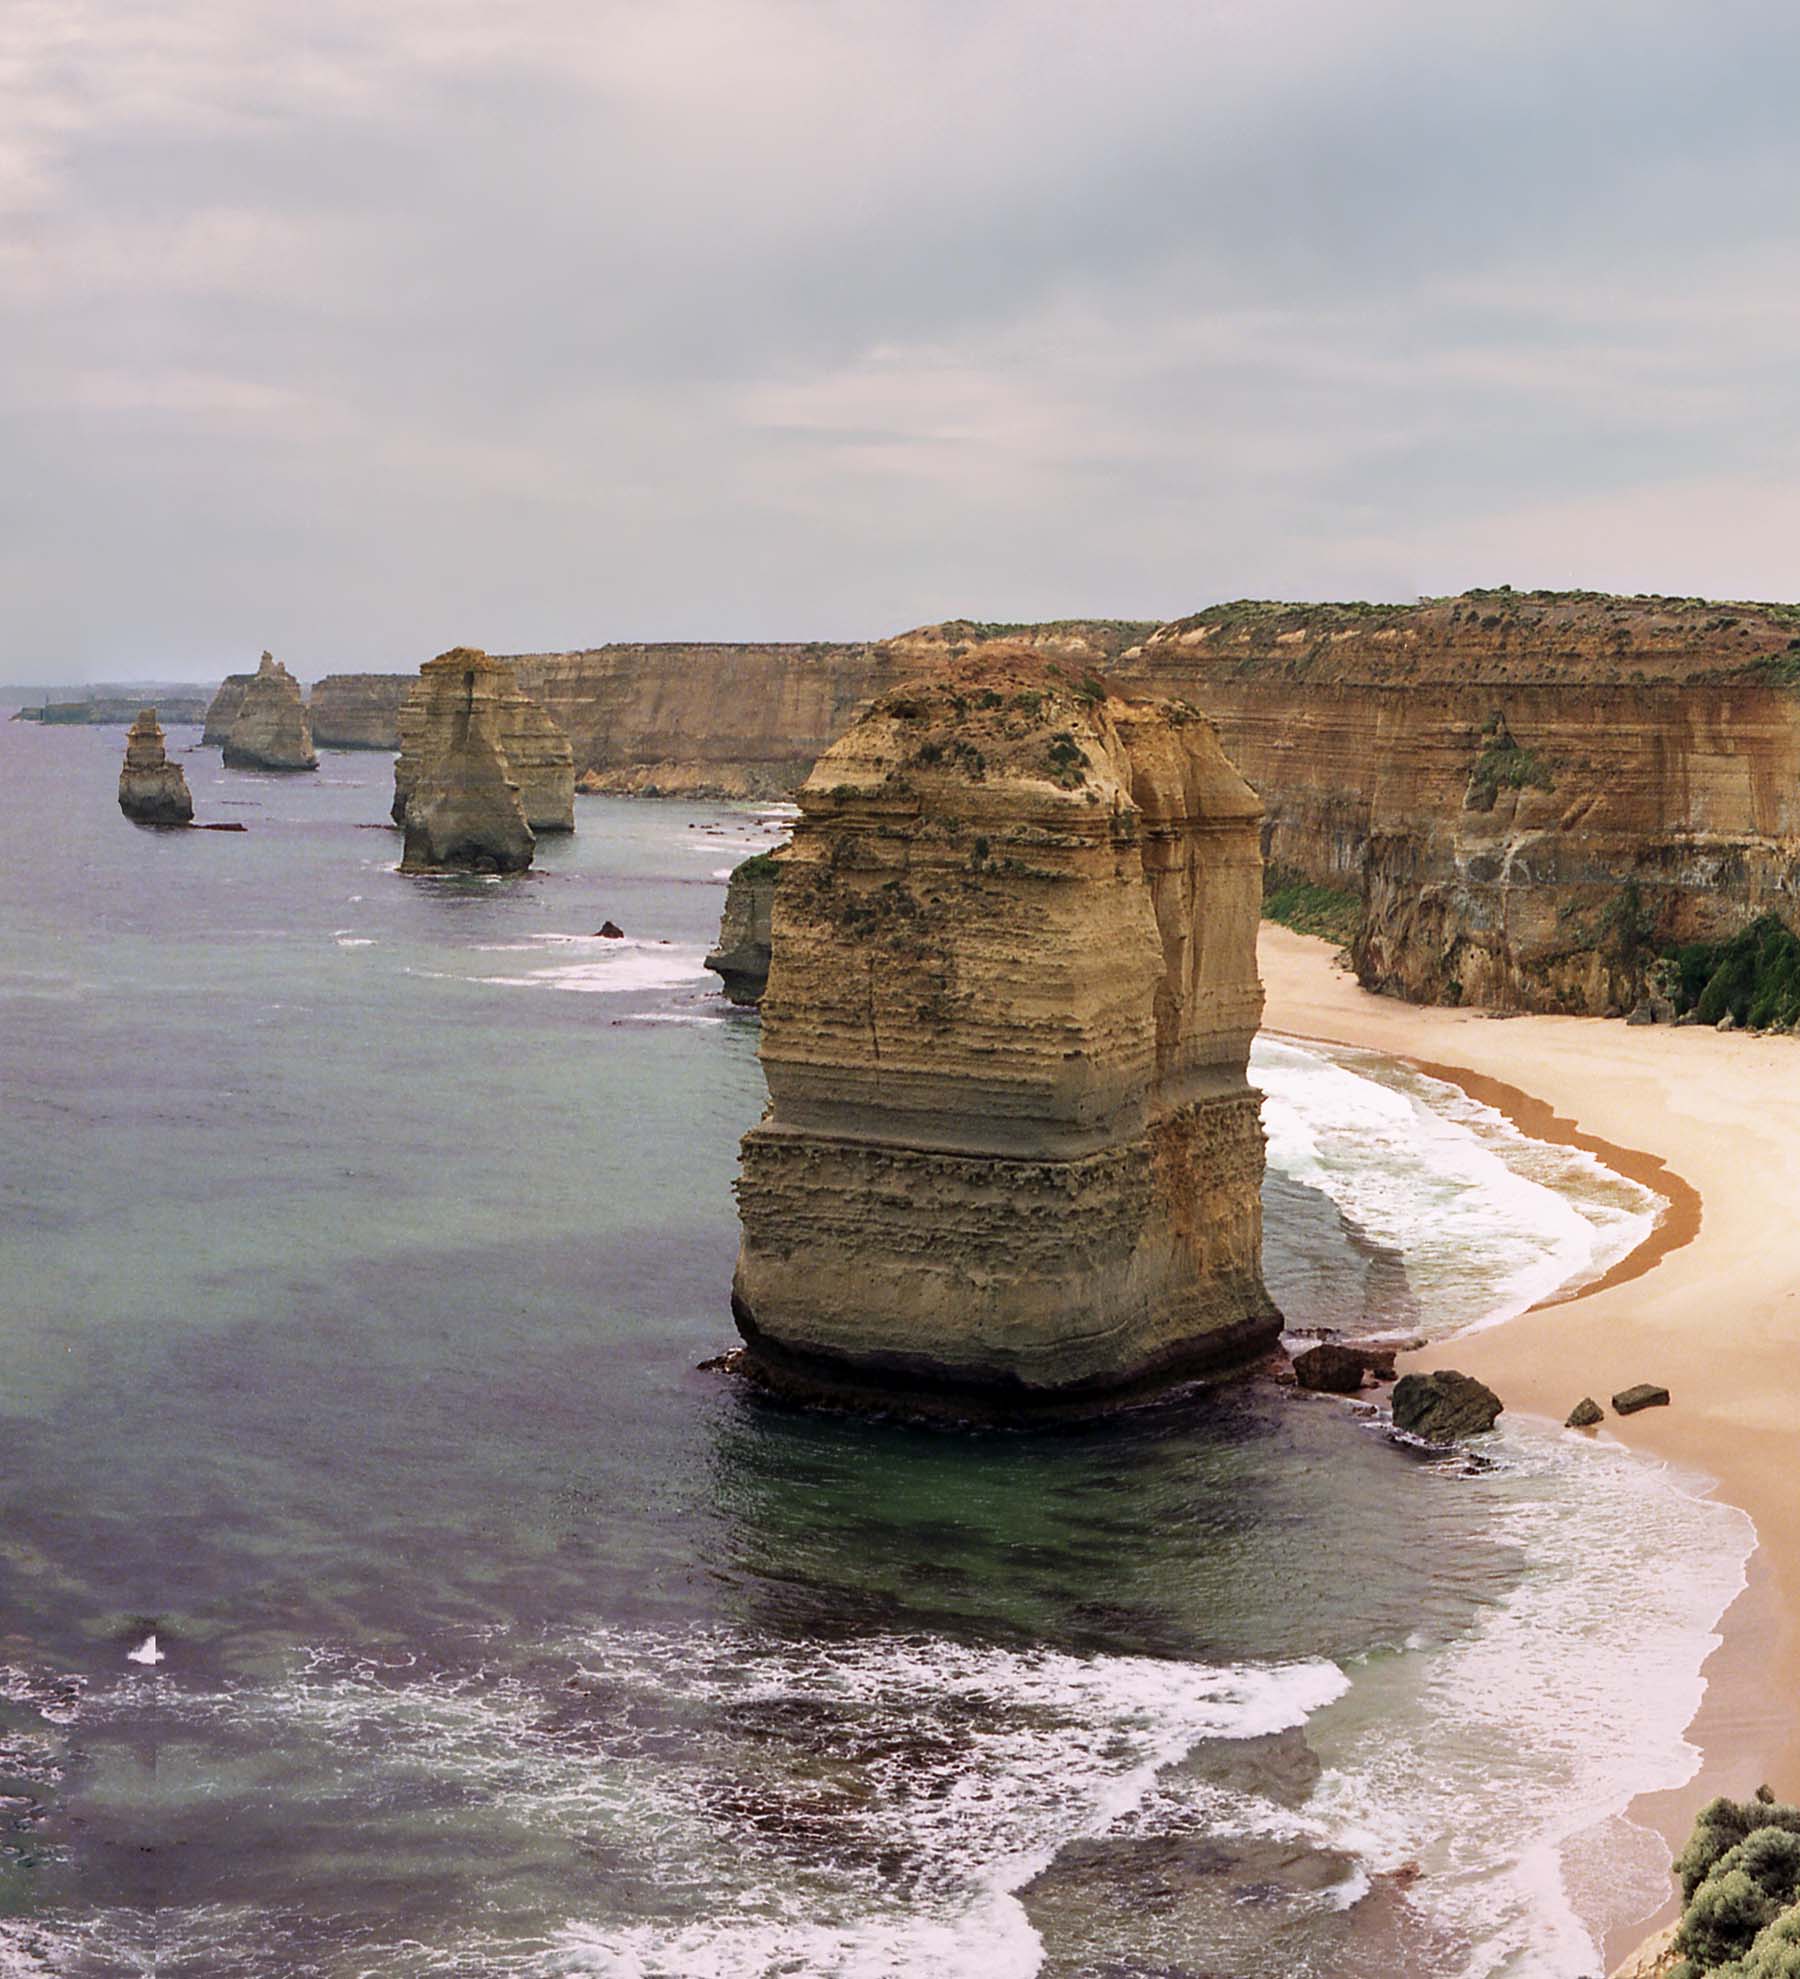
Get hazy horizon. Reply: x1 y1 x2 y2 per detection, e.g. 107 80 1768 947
10 1 1800 684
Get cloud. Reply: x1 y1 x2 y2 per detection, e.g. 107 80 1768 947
5 0 1800 679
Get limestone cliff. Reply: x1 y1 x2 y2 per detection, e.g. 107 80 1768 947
308 674 410 750
203 675 252 745
117 708 193 825
507 620 1153 798
394 659 573 832
222 654 318 772
705 852 781 1004
1109 590 1800 1013
397 649 535 874
731 650 1279 1409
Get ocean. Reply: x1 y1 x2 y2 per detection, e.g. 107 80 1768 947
0 717 1753 1978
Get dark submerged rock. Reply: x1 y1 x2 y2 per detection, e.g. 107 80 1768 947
596 920 625 939
1391 1369 1502 1442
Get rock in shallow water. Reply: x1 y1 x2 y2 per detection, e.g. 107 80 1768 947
1293 1343 1367 1393
1612 1382 1670 1415
1391 1369 1502 1441
1565 1396 1605 1428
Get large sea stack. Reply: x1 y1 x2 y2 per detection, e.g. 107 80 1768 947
397 648 536 874
394 659 573 834
202 673 252 745
731 652 1280 1412
117 708 193 825
222 653 318 771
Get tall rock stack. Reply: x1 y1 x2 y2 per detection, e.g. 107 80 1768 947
396 648 536 874
393 660 573 834
202 674 253 745
117 708 194 825
731 652 1280 1412
222 653 318 771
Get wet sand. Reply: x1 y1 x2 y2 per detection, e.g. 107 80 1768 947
1258 924 1800 1965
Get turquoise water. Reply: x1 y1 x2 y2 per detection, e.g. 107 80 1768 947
0 720 1752 1977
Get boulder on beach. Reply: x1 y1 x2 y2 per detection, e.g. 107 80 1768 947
1565 1396 1605 1428
1612 1383 1670 1416
1391 1369 1502 1442
1292 1343 1367 1393
117 708 194 825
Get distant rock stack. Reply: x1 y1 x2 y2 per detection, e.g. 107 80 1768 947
202 674 253 745
731 651 1281 1412
117 708 194 825
397 648 536 874
222 653 318 771
705 852 782 1004
393 659 573 834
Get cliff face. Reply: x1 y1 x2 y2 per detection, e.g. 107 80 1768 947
1110 591 1800 1012
397 649 535 874
731 650 1279 1410
222 654 318 772
117 708 193 825
394 660 573 832
705 853 781 1005
506 620 1153 798
308 674 410 750
203 675 252 745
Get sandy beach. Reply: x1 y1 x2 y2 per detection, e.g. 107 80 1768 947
1260 923 1800 1955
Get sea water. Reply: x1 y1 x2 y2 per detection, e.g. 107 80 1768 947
0 720 1752 1977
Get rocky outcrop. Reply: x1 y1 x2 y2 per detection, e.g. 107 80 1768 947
509 620 1153 798
222 654 317 771
731 649 1280 1411
1390 1370 1502 1441
117 708 193 825
394 658 572 833
705 852 782 1005
203 675 253 744
308 674 410 750
1110 590 1800 1014
396 649 535 875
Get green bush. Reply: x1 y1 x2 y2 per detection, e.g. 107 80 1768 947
1261 866 1362 946
1677 1829 1800 1970
1669 919 1800 1029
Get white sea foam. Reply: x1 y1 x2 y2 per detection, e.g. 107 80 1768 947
474 938 710 996
1255 1035 1658 1338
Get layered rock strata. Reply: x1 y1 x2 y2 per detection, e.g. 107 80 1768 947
1108 590 1800 1013
222 654 318 771
732 652 1280 1409
509 620 1152 798
397 649 535 874
117 708 194 825
202 675 252 744
705 852 781 1005
308 674 411 750
394 659 573 832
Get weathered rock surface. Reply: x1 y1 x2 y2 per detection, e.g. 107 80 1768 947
731 650 1280 1409
308 674 410 749
222 653 318 771
1292 1342 1367 1393
1391 1369 1503 1441
1613 1382 1671 1415
203 674 253 744
397 649 536 875
394 658 572 832
117 708 193 825
1111 589 1800 1014
1566 1396 1605 1428
510 620 1153 798
705 852 782 1005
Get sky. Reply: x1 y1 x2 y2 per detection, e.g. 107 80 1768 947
7 0 1800 681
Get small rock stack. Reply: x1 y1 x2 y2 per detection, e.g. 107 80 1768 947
222 653 318 771
117 708 194 825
